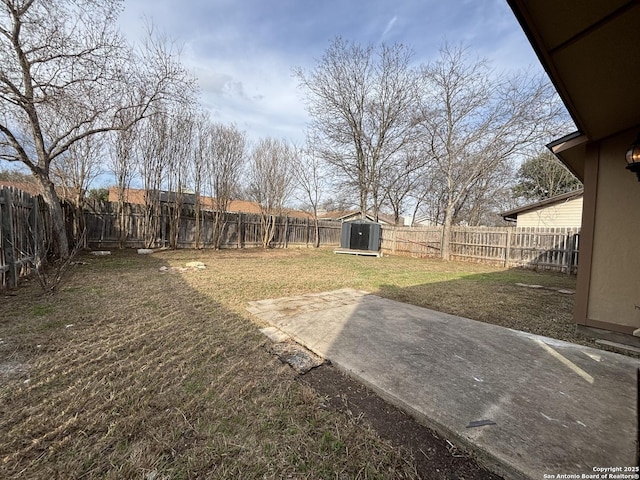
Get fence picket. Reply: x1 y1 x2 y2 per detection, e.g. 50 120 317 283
381 225 579 274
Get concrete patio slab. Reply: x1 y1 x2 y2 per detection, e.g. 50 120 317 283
248 289 640 480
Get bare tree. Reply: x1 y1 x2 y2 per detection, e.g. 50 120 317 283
294 142 326 247
137 110 168 248
295 37 420 220
110 111 139 248
0 0 193 258
380 146 430 225
165 112 195 249
246 138 295 248
412 158 515 227
206 122 246 249
0 167 35 184
50 135 105 206
51 133 106 245
418 44 565 260
408 171 447 226
191 111 210 248
450 160 516 226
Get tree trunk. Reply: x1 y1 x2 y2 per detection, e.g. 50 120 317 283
73 192 88 248
441 205 454 261
393 205 401 226
37 176 70 259
314 217 320 248
212 210 227 249
360 188 368 219
117 188 126 249
260 214 276 248
194 192 201 249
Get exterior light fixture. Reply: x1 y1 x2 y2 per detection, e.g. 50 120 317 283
625 133 640 181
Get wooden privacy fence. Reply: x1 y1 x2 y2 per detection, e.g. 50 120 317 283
1 188 582 288
83 201 343 249
0 186 48 288
381 225 580 274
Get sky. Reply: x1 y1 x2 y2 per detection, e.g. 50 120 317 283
119 0 545 145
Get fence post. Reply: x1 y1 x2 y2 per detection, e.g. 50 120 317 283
29 195 40 269
1 188 17 287
237 213 242 249
162 204 168 248
283 215 289 249
504 229 512 268
566 232 576 275
391 226 397 254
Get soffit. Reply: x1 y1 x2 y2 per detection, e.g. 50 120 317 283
508 0 640 142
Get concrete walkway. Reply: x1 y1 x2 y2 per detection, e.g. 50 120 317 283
247 288 640 480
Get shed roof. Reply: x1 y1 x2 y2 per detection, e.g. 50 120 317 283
318 210 396 224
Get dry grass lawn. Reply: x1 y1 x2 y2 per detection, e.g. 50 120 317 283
0 247 584 479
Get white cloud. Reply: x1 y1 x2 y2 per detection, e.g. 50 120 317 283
382 15 398 38
117 0 545 144
185 50 309 143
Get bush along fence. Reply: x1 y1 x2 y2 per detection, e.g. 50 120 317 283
0 186 49 288
380 225 580 274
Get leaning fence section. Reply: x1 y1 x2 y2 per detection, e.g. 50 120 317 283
381 225 580 274
0 186 48 288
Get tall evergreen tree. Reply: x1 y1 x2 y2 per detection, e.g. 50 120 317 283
513 150 582 201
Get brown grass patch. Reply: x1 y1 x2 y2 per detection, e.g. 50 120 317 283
0 247 586 478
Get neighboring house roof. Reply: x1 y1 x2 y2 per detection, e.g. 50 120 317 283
317 210 360 221
0 180 40 196
376 213 397 225
282 209 313 220
107 187 310 218
501 189 583 222
108 187 145 205
222 199 262 214
0 181 87 203
406 215 437 227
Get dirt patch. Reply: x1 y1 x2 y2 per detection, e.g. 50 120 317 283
299 364 503 480
269 340 324 374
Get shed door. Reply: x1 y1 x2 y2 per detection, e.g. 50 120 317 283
350 223 370 250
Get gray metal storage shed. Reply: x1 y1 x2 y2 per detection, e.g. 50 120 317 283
340 219 381 252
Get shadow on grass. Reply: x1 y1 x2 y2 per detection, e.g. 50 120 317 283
374 267 583 348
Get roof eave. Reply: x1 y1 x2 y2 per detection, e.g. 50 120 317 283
500 188 584 219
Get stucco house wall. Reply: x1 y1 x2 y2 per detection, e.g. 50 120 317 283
579 132 640 333
506 0 640 343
